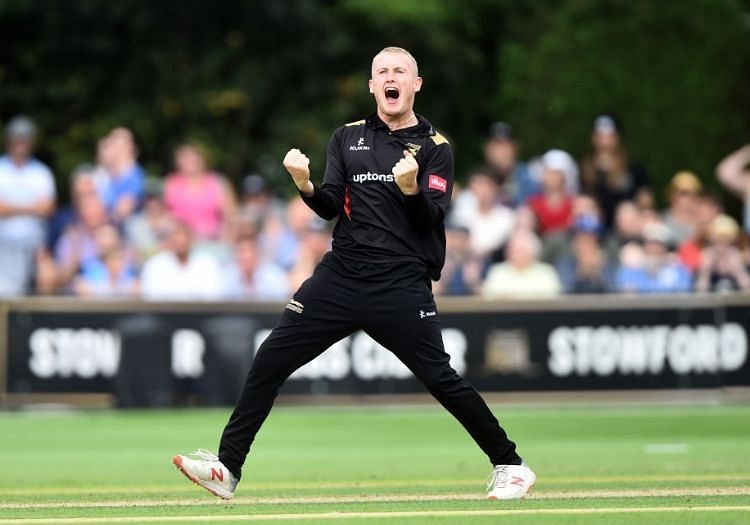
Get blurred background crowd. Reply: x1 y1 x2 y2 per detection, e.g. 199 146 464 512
2 114 750 300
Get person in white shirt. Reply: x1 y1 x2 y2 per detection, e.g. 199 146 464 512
450 167 515 259
0 116 56 295
222 236 290 301
482 230 562 299
140 220 223 301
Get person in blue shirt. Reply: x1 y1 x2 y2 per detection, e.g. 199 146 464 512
97 127 145 222
615 222 693 294
484 122 539 206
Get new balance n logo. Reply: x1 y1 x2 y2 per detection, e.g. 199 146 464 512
211 468 224 482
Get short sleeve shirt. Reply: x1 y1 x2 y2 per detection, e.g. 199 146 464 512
0 155 56 246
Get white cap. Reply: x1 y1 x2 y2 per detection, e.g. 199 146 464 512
5 115 37 139
594 115 617 134
542 149 579 194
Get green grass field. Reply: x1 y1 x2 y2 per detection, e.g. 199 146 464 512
1 403 749 524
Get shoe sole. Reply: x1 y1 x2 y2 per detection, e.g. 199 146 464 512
172 455 233 500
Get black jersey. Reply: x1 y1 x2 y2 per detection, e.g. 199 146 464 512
300 113 454 281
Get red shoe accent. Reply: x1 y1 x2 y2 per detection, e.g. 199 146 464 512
510 476 525 487
211 468 224 482
172 456 231 500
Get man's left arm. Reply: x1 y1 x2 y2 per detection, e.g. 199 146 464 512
393 142 454 233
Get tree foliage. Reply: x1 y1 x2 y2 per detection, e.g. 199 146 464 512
0 0 748 200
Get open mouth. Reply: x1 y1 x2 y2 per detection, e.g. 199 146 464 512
384 86 400 102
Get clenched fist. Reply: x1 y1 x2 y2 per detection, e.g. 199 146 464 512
283 148 314 195
392 150 419 195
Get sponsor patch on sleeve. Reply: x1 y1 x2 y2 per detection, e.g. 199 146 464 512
428 174 448 193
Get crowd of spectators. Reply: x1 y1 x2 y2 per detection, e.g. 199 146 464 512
1 114 750 300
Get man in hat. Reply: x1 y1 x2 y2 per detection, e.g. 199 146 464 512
0 116 56 295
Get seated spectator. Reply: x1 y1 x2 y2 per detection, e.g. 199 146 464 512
124 178 173 263
604 201 643 263
527 150 579 263
54 193 110 289
223 235 290 300
164 142 237 240
615 222 692 294
140 220 223 300
662 171 702 244
483 122 538 206
47 164 99 250
580 115 650 228
555 216 616 294
240 173 286 222
716 144 750 233
288 217 332 290
433 225 484 296
450 167 515 260
73 225 138 297
259 196 313 270
0 116 56 296
526 150 577 237
677 193 723 272
695 214 750 293
97 127 146 222
482 230 562 299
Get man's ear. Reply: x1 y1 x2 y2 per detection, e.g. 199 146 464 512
368 79 374 93
414 76 423 92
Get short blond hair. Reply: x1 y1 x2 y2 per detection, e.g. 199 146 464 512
372 46 419 76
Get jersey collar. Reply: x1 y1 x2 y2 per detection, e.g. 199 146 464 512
366 113 435 138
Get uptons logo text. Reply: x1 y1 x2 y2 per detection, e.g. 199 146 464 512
352 172 394 183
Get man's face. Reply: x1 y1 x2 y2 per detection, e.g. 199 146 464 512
7 136 33 160
484 139 517 173
369 52 422 118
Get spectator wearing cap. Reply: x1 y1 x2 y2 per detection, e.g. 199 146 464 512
614 222 692 294
695 214 750 293
482 230 562 299
433 224 484 296
0 116 56 295
581 115 650 228
140 220 224 300
662 171 702 244
449 166 515 262
240 173 286 221
484 122 538 206
677 192 723 273
555 215 616 294
222 235 290 300
96 127 146 222
164 142 237 241
716 144 750 233
124 177 173 263
525 149 578 237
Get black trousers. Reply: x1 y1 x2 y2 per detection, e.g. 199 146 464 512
218 253 520 479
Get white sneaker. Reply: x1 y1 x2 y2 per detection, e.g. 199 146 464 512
172 449 238 500
486 462 536 500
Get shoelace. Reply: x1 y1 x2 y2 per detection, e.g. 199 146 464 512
486 466 510 491
190 448 220 462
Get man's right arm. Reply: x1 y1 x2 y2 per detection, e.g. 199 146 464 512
284 129 345 221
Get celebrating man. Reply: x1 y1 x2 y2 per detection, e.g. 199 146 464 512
173 46 535 501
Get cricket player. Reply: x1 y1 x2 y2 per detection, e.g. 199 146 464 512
173 46 535 500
